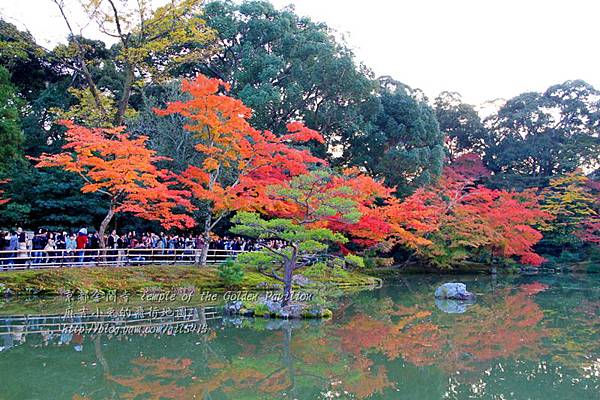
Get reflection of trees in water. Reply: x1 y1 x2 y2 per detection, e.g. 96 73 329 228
4 283 599 399
103 318 395 399
108 357 194 399
104 288 554 399
439 289 549 373
327 286 555 397
336 287 549 374
547 297 600 374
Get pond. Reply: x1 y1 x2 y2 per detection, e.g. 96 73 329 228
0 274 599 399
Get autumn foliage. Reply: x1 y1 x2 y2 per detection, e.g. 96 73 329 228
154 74 325 263
322 169 438 249
30 73 560 270
415 155 551 267
541 171 600 246
33 120 194 246
155 75 324 213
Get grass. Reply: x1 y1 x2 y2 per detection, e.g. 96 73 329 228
0 264 380 296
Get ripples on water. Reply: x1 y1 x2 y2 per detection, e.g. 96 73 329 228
0 274 599 399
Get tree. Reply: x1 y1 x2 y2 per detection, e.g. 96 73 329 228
484 80 600 188
434 91 488 161
32 120 194 248
155 74 325 264
231 169 364 306
415 165 550 269
198 0 377 158
0 19 57 100
0 66 24 173
50 0 216 126
323 168 438 250
345 77 445 196
540 171 599 255
129 82 202 172
0 179 9 206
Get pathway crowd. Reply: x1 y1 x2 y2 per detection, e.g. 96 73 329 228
0 227 286 269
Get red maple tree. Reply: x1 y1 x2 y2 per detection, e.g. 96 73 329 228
323 168 439 249
416 162 551 268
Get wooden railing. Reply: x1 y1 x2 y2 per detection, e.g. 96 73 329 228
0 248 246 271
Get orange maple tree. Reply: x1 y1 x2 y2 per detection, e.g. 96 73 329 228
155 74 325 264
33 120 194 247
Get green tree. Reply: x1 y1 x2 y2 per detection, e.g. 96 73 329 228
485 80 600 189
0 19 56 100
217 259 245 287
434 91 488 161
539 171 599 258
346 77 445 196
199 0 377 158
0 66 23 173
128 82 200 172
230 170 363 306
50 0 215 126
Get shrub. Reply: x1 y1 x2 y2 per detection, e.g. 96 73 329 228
218 259 245 287
253 303 270 317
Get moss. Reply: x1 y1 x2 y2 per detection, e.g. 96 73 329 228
253 309 266 317
0 265 379 296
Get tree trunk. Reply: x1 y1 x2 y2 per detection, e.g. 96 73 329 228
115 64 134 126
98 206 115 250
200 217 212 266
281 248 297 307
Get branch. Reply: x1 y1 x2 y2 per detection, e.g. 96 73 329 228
52 0 107 118
106 0 129 46
259 242 290 261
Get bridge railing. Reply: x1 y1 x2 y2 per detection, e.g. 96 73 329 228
0 248 246 271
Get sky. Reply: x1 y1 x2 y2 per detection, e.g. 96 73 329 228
2 0 599 104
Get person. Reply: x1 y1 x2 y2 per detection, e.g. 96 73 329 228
128 232 138 249
44 233 56 264
15 227 27 266
117 234 128 266
31 229 48 266
87 232 99 262
76 228 88 264
56 231 67 264
156 233 166 262
107 230 119 264
66 233 76 264
6 231 17 268
0 231 7 268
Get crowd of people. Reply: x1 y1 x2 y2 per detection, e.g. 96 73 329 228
0 227 287 269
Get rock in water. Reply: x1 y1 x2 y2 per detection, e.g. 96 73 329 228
223 301 244 315
434 283 476 301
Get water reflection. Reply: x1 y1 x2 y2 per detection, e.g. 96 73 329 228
0 275 598 399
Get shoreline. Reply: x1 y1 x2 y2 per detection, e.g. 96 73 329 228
0 264 382 297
